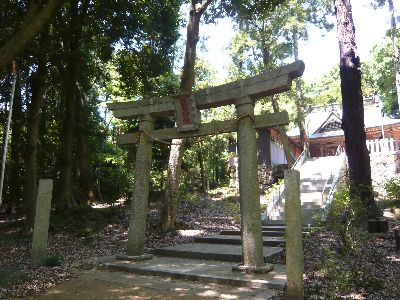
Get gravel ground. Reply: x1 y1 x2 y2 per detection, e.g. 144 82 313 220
1 195 399 300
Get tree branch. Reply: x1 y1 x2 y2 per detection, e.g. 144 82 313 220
198 0 213 15
0 0 64 70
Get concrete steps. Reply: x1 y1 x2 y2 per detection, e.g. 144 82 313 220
103 256 287 290
266 155 344 225
194 235 285 247
154 243 284 263
102 225 289 291
221 230 285 237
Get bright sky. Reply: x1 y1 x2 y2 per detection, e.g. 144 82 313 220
198 0 391 83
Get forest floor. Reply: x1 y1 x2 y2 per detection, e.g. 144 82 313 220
0 189 400 299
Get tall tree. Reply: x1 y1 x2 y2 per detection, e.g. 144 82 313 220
162 0 288 231
8 65 25 212
230 0 333 153
334 0 379 218
23 39 48 229
162 0 212 232
0 0 63 70
54 0 87 210
52 0 181 210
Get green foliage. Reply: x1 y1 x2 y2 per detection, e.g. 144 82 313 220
306 66 342 106
96 142 133 203
264 179 283 198
43 255 63 267
384 177 400 201
317 242 384 297
327 181 369 251
370 35 399 115
320 248 352 295
306 62 377 107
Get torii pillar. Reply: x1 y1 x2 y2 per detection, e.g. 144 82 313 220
235 96 265 269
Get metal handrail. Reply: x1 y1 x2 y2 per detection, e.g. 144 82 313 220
320 146 346 222
265 148 309 218
292 148 309 170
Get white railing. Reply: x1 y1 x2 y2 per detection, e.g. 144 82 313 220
321 146 347 222
262 149 309 224
367 138 400 154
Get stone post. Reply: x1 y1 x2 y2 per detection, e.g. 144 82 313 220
235 96 265 268
284 169 304 299
32 179 53 265
127 114 154 256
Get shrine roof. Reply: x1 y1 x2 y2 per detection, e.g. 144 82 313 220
287 103 400 139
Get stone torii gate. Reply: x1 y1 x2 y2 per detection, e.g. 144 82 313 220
107 60 305 271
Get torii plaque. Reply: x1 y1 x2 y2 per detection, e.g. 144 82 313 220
107 61 305 271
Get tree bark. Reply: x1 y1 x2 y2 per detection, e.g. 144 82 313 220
197 141 206 193
271 96 295 167
256 128 271 166
388 0 400 110
55 0 83 210
162 0 212 231
75 86 94 205
293 30 309 153
334 0 379 218
0 0 63 70
8 67 24 212
23 50 47 229
56 65 78 210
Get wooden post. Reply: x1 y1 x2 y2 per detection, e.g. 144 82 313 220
127 114 154 256
285 169 304 300
235 96 265 268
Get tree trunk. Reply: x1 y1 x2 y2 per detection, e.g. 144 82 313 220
271 96 295 167
56 64 78 210
162 0 212 231
162 138 185 231
0 0 63 70
197 141 206 193
259 36 295 166
8 67 24 212
75 87 94 205
334 0 379 218
256 128 271 166
388 0 400 110
293 30 309 153
23 52 47 229
55 0 88 210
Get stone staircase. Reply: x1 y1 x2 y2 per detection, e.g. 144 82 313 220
102 225 289 291
267 155 346 225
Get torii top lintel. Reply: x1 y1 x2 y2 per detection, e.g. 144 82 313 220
107 60 305 119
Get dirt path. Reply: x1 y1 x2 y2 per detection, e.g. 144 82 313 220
20 270 279 300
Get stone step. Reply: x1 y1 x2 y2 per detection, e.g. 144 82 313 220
262 225 286 231
102 256 287 290
154 243 284 263
221 230 285 237
194 235 285 247
266 208 320 226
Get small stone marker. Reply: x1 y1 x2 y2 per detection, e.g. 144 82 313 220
32 179 53 265
284 169 304 300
